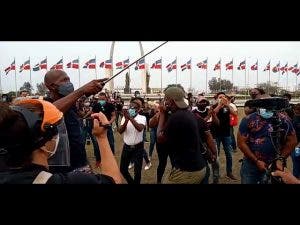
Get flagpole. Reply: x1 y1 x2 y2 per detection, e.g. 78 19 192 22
286 70 289 91
189 58 192 91
29 56 32 93
0 66 2 94
268 60 271 94
176 56 178 85
245 58 247 99
14 57 17 97
256 60 258 88
219 58 221 91
128 57 130 94
205 58 208 94
160 57 163 93
232 58 234 90
46 56 48 72
95 55 97 79
78 56 81 88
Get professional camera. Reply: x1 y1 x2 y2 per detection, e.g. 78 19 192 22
245 97 289 111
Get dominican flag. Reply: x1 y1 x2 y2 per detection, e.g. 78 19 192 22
33 58 47 71
166 59 177 72
32 63 40 71
100 59 112 69
50 58 63 70
151 59 162 69
83 58 96 69
135 58 145 70
214 60 221 71
263 61 270 71
115 58 129 69
288 63 298 71
272 62 280 73
250 61 258 70
40 58 47 70
197 59 207 69
181 59 191 71
4 60 16 75
225 60 233 70
237 60 246 70
20 59 31 72
67 59 79 69
280 63 288 75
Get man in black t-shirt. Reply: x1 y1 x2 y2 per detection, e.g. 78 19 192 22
212 92 237 180
157 87 207 184
92 92 116 164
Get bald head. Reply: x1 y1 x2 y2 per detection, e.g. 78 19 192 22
44 70 68 86
44 70 71 100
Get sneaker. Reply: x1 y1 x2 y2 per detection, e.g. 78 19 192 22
128 162 134 169
226 173 237 180
144 162 152 170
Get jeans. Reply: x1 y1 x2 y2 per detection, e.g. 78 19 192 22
291 150 300 178
216 136 233 174
93 126 115 161
240 158 265 184
156 143 169 183
82 120 100 160
149 127 157 158
201 162 211 184
120 144 144 184
230 126 237 150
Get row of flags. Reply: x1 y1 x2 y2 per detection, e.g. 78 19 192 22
212 59 299 75
4 57 300 76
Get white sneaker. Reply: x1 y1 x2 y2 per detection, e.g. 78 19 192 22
144 162 152 170
128 163 134 169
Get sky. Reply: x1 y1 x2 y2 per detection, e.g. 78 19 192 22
1 41 300 94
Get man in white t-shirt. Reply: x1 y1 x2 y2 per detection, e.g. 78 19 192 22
118 98 146 184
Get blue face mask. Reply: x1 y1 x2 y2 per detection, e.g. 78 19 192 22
99 100 106 106
128 108 137 117
58 82 74 96
259 108 274 119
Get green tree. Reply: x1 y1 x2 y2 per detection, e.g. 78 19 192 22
257 82 282 95
208 77 233 93
36 82 48 96
19 82 33 94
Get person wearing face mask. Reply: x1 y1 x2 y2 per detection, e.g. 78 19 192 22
212 92 237 181
192 96 219 184
244 88 265 116
237 94 297 184
92 92 116 166
0 99 122 184
118 98 147 184
44 70 107 172
157 86 207 184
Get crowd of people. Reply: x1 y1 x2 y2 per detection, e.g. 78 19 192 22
1 69 300 184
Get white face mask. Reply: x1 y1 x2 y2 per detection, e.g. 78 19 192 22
42 135 60 158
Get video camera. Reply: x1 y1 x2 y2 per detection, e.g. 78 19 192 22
245 97 290 111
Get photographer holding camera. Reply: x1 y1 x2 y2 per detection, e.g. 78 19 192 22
237 94 297 184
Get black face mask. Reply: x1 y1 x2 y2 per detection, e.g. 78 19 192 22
58 82 74 96
197 103 207 110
